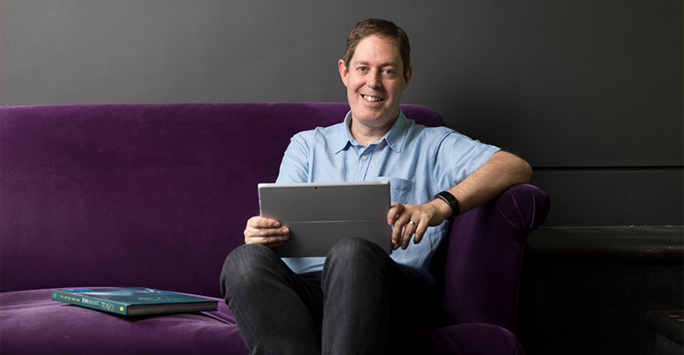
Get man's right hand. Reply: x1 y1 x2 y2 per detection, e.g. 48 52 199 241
244 216 290 249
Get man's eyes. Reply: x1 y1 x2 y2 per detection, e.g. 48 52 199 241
356 67 397 76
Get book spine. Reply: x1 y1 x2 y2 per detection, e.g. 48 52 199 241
51 290 128 315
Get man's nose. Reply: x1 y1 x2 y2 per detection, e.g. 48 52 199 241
367 70 382 89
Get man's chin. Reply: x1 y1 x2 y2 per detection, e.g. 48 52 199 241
351 110 399 128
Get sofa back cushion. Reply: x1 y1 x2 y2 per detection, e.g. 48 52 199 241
1 103 443 296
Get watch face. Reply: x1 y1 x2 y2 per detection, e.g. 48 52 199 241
441 191 455 202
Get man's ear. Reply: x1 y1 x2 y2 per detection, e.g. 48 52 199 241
403 65 413 90
338 59 349 87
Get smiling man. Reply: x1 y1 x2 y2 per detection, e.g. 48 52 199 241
339 31 412 146
220 19 532 355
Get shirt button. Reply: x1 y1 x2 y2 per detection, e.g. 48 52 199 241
361 155 368 161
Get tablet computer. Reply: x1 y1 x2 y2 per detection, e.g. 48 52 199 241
258 181 392 257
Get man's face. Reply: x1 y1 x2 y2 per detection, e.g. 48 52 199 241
338 35 412 132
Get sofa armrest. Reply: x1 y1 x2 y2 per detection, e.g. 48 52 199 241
438 184 550 331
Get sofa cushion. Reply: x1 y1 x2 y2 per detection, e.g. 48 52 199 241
0 288 248 355
2 288 525 355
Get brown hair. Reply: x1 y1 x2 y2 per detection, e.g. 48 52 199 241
342 19 411 76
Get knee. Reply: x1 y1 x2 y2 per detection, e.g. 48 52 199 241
322 238 393 295
325 238 387 270
329 237 385 256
220 244 277 294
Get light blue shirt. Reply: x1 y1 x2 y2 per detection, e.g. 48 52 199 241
276 110 500 288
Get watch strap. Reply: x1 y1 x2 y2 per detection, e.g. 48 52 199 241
434 191 460 220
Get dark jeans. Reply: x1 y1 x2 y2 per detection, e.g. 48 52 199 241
220 238 440 355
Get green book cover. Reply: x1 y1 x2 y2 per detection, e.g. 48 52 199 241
51 287 218 316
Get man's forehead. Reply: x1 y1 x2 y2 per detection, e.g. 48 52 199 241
349 35 402 65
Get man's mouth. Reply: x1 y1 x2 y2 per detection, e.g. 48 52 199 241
362 94 384 103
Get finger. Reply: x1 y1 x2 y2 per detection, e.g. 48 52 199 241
391 218 407 250
247 230 289 246
391 228 400 250
249 216 281 229
388 202 405 225
259 232 290 247
401 220 417 250
245 225 289 244
255 225 289 237
390 204 413 249
413 219 428 245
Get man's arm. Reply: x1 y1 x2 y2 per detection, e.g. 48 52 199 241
443 150 532 214
388 150 532 250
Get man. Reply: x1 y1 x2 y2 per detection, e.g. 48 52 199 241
221 19 532 355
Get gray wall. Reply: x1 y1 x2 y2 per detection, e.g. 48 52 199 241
2 0 682 226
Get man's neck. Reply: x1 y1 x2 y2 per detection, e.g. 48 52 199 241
348 116 397 147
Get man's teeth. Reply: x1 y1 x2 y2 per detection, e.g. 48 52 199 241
363 95 383 102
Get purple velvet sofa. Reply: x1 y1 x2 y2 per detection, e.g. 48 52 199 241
0 102 549 354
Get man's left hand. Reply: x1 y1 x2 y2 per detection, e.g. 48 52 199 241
387 200 452 250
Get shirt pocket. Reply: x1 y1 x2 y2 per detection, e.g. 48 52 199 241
376 176 414 204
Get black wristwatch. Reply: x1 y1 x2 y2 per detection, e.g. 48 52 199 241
434 191 460 220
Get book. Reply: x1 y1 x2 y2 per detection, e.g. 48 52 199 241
51 287 218 316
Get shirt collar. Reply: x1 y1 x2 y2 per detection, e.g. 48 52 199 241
335 110 409 154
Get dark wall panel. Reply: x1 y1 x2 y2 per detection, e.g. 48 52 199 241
2 0 681 225
531 169 683 226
